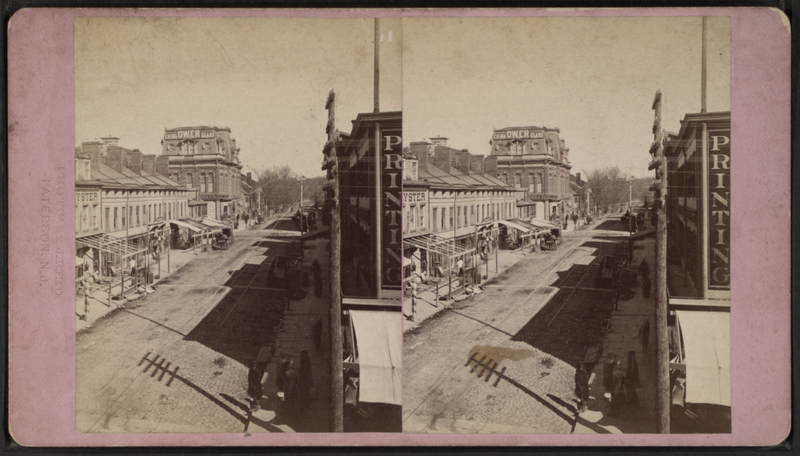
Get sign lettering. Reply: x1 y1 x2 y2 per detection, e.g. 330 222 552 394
164 130 216 140
707 130 730 290
75 192 99 203
493 129 545 140
381 128 403 290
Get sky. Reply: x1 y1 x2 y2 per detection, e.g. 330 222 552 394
74 16 402 179
75 15 729 181
402 16 730 179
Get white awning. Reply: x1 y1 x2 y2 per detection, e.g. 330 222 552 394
349 310 402 406
529 218 559 229
496 220 532 233
676 310 731 406
171 220 204 232
202 218 228 228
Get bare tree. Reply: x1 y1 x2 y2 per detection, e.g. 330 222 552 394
255 165 325 214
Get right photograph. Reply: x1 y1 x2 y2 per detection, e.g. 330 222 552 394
401 16 730 434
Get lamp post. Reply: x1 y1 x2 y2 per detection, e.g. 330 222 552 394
628 175 635 234
297 174 306 233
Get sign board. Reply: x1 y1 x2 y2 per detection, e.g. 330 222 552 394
493 129 545 140
403 191 427 204
707 129 730 290
381 122 403 290
164 130 216 140
75 191 99 204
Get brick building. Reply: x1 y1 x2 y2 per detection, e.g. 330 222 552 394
161 126 243 221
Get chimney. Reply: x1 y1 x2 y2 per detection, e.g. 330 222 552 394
454 150 471 175
142 155 157 175
470 154 485 175
101 136 120 147
484 155 499 176
247 172 252 182
106 147 126 173
409 142 431 172
576 172 581 182
81 141 103 167
429 136 448 146
127 149 143 175
433 147 452 174
156 155 170 177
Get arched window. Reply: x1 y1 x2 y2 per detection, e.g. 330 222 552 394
207 174 214 193
502 173 508 184
514 172 521 188
186 173 194 189
535 173 543 193
200 173 206 193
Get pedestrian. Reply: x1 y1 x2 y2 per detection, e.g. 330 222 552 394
77 276 90 321
603 357 616 400
608 361 627 417
625 350 640 407
283 360 300 416
312 318 323 353
276 359 289 400
457 258 464 282
574 362 590 413
639 318 651 353
298 350 313 409
247 362 264 412
129 257 137 279
409 280 418 322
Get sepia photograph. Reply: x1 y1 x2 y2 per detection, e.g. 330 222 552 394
400 16 731 434
6 7 790 447
73 16 402 433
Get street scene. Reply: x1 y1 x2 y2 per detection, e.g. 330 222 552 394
401 16 731 434
74 17 403 433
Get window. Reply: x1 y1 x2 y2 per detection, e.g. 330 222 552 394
432 208 438 230
207 174 214 193
419 205 425 229
136 206 140 226
122 206 126 228
408 206 415 232
113 207 118 229
535 173 543 193
448 207 453 229
200 173 207 193
129 207 134 227
515 173 521 188
187 173 194 189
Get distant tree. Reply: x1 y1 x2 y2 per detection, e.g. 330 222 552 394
255 165 325 213
586 166 629 212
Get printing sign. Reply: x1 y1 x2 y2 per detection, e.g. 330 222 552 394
381 122 403 290
707 129 730 289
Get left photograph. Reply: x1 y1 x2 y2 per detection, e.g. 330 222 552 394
73 16 402 433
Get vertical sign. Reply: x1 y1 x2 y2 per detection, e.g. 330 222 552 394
381 121 403 290
707 129 730 289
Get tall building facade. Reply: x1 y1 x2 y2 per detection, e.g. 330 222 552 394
161 126 243 221
489 126 573 221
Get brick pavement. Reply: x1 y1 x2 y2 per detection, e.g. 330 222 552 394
574 236 657 434
247 238 332 433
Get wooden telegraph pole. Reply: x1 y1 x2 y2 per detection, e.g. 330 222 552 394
323 90 344 432
651 90 670 433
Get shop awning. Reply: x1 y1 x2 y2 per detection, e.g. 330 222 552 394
349 310 402 405
171 220 204 232
675 310 731 406
404 233 476 258
497 220 533 233
76 233 147 258
201 218 228 228
528 218 559 229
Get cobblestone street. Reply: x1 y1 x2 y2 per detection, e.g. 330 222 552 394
403 218 630 434
76 216 330 433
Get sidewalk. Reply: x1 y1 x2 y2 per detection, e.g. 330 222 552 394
247 236 332 433
403 215 607 332
574 235 657 434
75 218 276 333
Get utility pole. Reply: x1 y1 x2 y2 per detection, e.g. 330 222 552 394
373 18 380 113
651 90 670 433
323 90 343 432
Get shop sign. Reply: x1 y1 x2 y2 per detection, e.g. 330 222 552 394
164 130 216 140
381 123 403 290
403 191 427 204
707 129 730 290
75 191 99 204
493 129 545 140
